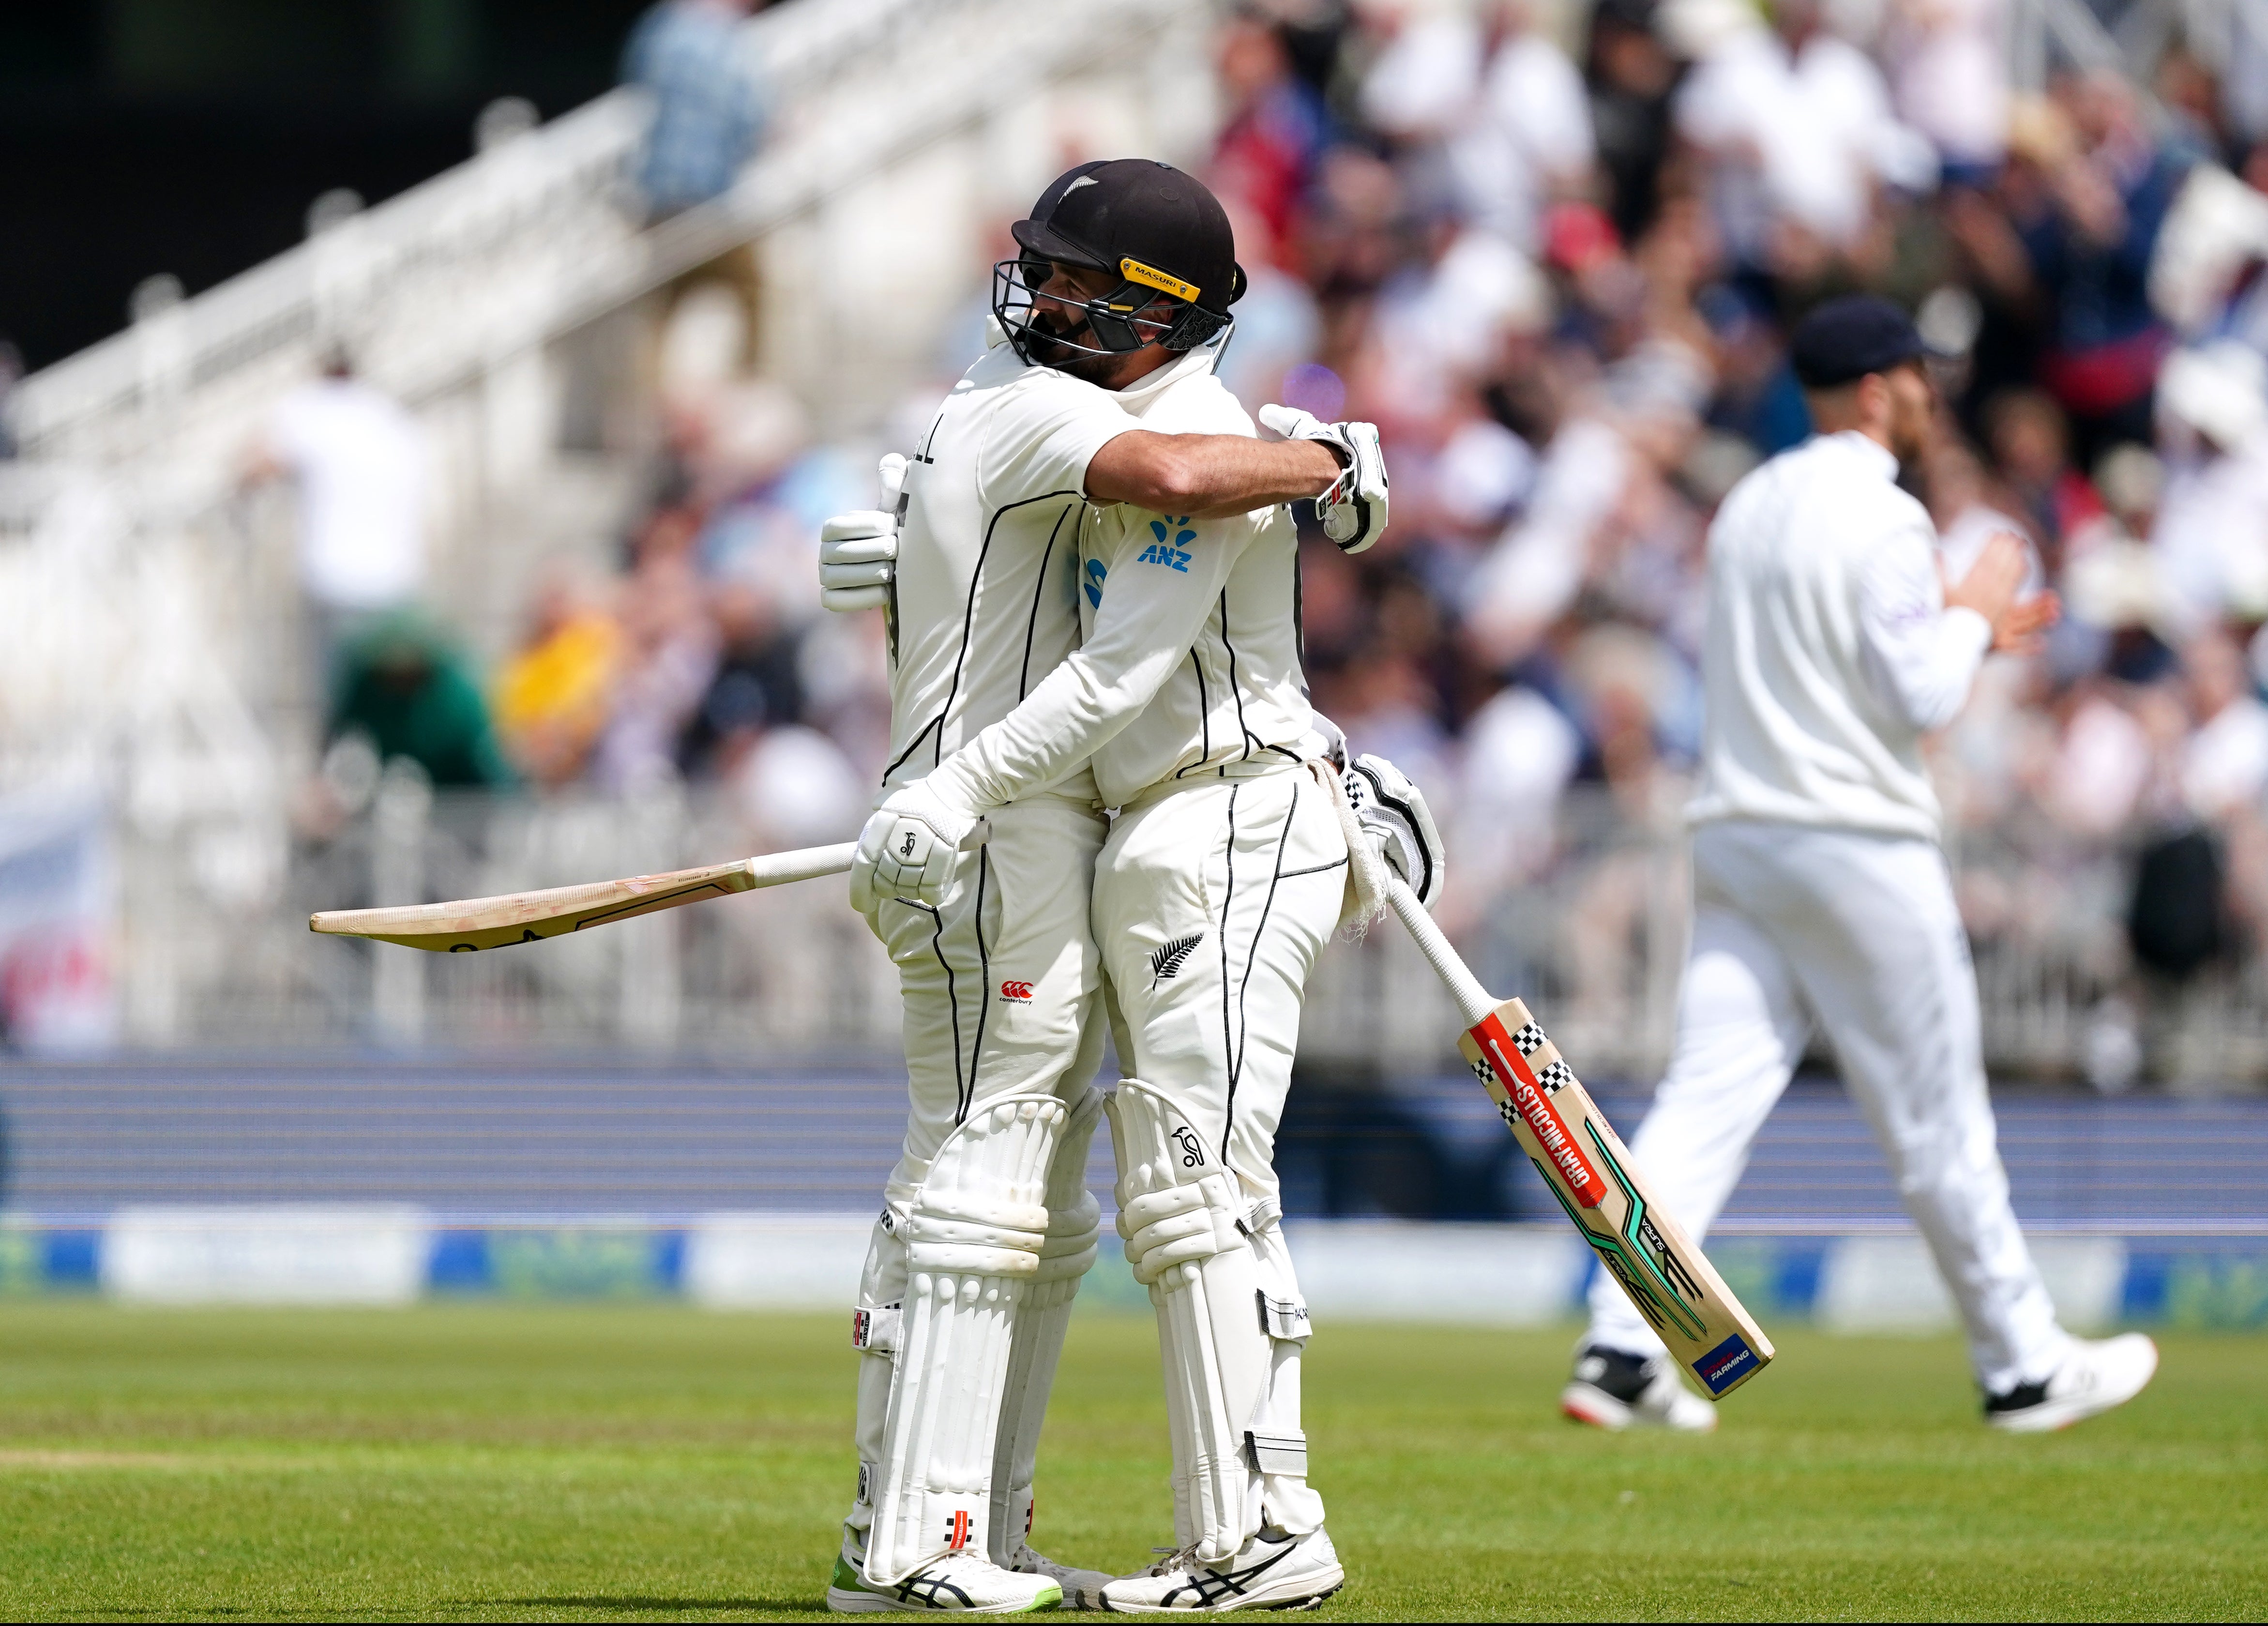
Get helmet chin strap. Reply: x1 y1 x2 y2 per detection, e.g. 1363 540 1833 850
1196 316 1234 377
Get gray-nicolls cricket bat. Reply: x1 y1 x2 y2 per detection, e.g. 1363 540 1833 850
1385 875 1775 1399
308 822 987 953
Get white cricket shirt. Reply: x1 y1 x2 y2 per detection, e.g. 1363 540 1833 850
268 379 427 610
880 335 1138 799
1686 430 1993 842
928 345 1314 811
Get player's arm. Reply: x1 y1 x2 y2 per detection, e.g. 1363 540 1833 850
1086 430 1334 518
1087 407 1389 552
847 511 1248 908
820 392 1387 617
1857 522 2055 731
823 435 1326 617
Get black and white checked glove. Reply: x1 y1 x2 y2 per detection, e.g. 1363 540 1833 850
1259 404 1389 554
1342 753 1444 909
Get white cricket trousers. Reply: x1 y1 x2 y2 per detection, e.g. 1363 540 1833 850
866 792 1108 1208
1583 820 2072 1394
1096 766 1349 1210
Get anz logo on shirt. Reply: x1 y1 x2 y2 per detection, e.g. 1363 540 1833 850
1084 557 1107 608
1136 516 1195 573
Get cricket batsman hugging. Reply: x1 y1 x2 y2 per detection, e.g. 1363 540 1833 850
816 157 1389 1614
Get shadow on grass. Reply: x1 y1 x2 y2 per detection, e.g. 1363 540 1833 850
493 1599 821 1615
49 1605 265 1614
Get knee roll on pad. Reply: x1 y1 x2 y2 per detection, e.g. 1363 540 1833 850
1107 1079 1273 1564
863 1094 1068 1585
1032 1182 1102 1288
904 1089 1067 1270
988 1084 1107 1564
1119 1178 1249 1284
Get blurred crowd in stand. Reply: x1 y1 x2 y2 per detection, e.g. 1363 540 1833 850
286 0 2268 1082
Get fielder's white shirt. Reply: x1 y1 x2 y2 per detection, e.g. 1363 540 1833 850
1686 430 1992 842
929 346 1314 811
880 336 1137 799
268 379 427 610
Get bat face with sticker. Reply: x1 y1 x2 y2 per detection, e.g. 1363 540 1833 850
1383 876 1775 1400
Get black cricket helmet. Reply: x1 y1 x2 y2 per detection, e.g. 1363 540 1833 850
995 158 1246 367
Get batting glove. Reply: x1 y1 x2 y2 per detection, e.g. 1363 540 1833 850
818 454 909 613
1343 753 1445 909
848 779 988 912
1258 404 1389 555
820 512 895 611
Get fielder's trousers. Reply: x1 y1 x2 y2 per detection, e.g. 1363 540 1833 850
1584 819 2072 1394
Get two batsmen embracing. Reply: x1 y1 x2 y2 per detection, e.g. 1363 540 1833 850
813 159 1434 1614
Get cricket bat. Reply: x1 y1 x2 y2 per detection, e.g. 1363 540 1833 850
1384 876 1774 1399
309 840 858 953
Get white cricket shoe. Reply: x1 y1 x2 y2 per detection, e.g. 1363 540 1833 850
1560 1343 1718 1433
1985 1333 2158 1433
827 1524 1063 1613
1094 1527 1344 1613
1008 1544 1112 1611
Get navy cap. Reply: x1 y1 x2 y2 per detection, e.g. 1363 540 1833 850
1789 295 1929 389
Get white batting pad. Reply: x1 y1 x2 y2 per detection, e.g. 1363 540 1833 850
863 1094 1066 1585
988 1084 1107 1563
1109 1079 1272 1564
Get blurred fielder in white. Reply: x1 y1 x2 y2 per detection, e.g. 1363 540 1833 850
246 348 427 718
815 160 1378 1615
1563 294 2160 1436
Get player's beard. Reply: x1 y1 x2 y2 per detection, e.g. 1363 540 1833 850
1887 397 1933 468
1886 367 1940 469
1023 307 1120 383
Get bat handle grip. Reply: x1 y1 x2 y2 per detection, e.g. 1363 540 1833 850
1384 875 1496 1027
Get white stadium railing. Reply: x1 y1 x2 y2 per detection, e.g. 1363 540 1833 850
113 777 2265 1092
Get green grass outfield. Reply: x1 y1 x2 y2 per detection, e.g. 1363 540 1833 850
1 1303 2262 1622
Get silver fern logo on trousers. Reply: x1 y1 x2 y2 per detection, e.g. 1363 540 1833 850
1149 931 1204 987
